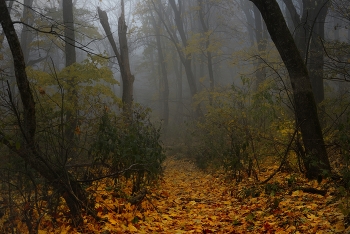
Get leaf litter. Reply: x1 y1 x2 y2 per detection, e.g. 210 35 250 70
30 157 348 233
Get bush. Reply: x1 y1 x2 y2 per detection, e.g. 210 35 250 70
189 77 293 182
90 106 166 194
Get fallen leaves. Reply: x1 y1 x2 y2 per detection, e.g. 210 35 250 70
2 157 347 233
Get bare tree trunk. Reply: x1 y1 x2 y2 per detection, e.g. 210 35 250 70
98 2 134 114
283 0 329 104
118 0 134 113
241 1 268 89
250 0 331 180
63 0 78 144
173 54 183 125
253 5 268 88
168 0 197 97
198 0 214 105
0 0 13 49
152 13 169 127
308 4 328 104
241 1 256 47
168 0 201 118
20 0 34 64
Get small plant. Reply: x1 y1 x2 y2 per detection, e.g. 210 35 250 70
265 182 281 196
286 175 297 187
240 186 260 198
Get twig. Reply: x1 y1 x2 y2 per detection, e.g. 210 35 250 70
260 123 301 184
145 195 161 214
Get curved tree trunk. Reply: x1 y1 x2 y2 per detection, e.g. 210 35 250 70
250 0 331 180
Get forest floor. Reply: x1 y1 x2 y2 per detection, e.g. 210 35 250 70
13 157 350 233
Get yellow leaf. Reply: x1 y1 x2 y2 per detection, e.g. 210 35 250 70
128 223 138 232
292 190 303 196
334 222 345 232
188 200 196 205
162 214 173 221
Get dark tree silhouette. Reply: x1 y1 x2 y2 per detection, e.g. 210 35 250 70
250 0 331 179
0 0 93 226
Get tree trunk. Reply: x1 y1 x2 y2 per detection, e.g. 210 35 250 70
63 0 78 144
308 4 328 104
250 0 331 179
118 0 134 113
173 54 183 125
20 0 34 64
241 2 268 89
98 2 134 115
63 0 76 67
253 5 268 88
153 15 169 127
169 0 197 97
0 1 13 49
198 0 215 105
0 0 90 225
168 0 201 117
283 0 329 104
242 1 256 47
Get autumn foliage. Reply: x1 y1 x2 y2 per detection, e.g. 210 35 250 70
0 155 347 233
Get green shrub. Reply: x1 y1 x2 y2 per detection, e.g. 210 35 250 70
189 77 291 182
90 106 166 194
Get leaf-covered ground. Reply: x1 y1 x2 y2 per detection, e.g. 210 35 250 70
12 157 349 233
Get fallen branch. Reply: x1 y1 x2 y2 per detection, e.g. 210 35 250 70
296 187 327 196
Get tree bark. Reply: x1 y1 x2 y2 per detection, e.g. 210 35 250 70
283 0 329 104
250 0 331 179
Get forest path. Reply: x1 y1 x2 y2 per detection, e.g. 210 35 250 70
43 157 345 233
139 157 345 233
147 157 237 233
